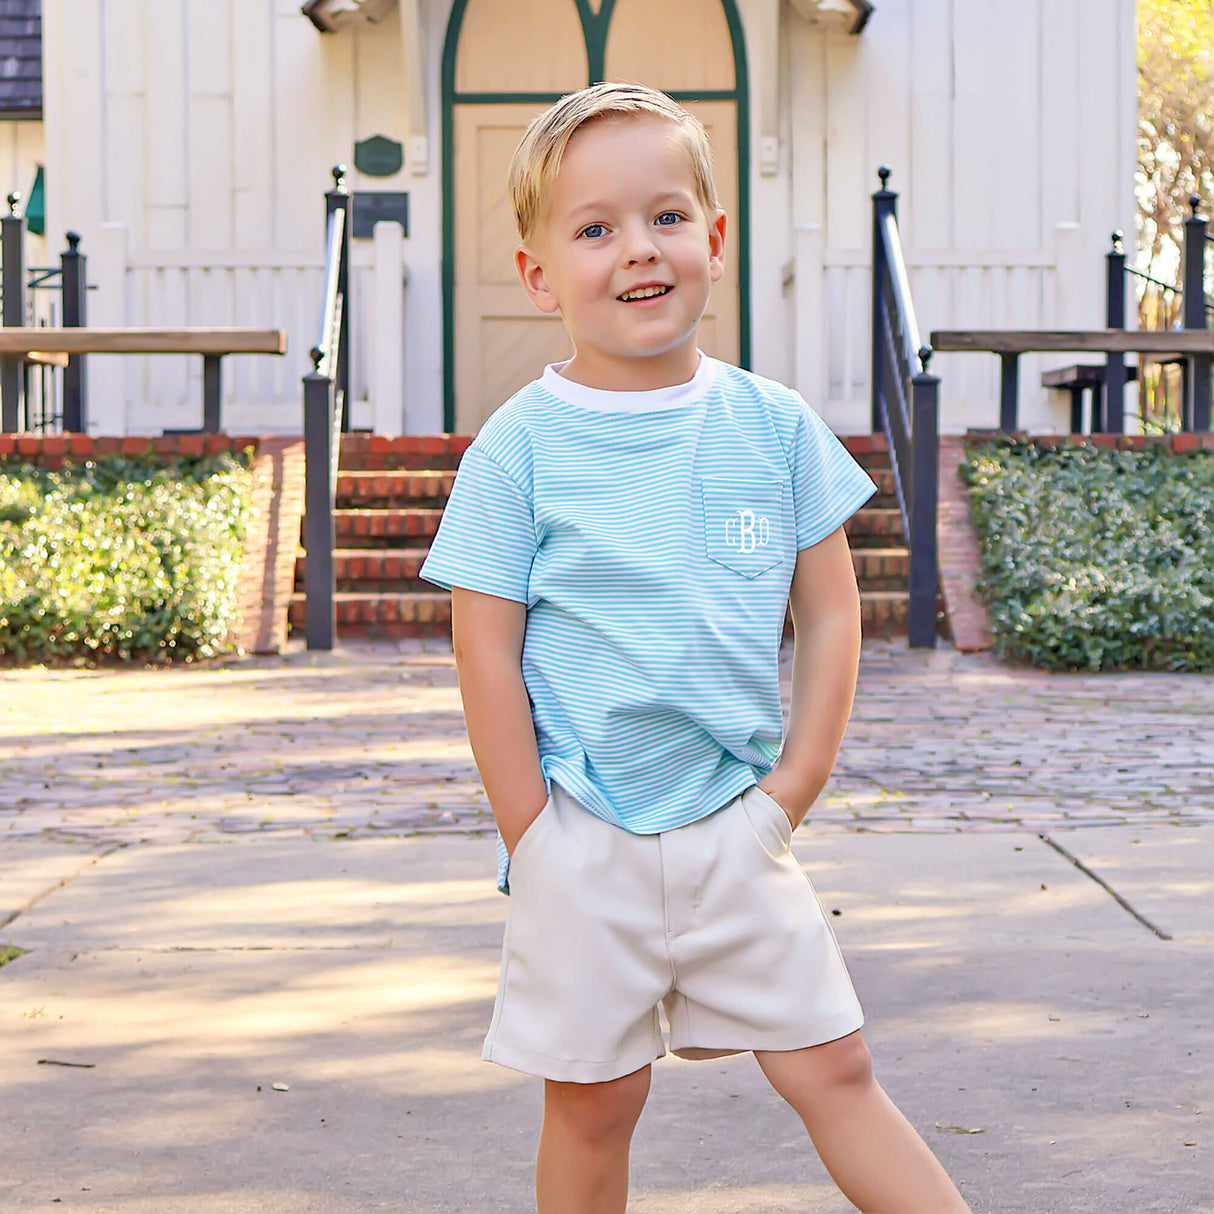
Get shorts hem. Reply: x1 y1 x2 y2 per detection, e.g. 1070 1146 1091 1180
482 1036 667 1083
670 1008 865 1060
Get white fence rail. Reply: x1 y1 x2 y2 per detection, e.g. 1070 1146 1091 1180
86 222 407 436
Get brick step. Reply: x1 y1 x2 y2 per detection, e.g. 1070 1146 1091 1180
335 434 890 472
332 507 444 545
867 467 896 499
326 506 902 549
337 434 472 471
287 589 916 640
843 507 905 544
294 545 910 594
337 437 888 468
838 435 889 471
287 591 451 637
335 469 454 507
852 546 910 590
330 466 896 507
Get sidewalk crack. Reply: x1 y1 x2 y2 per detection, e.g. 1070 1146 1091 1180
0 842 130 931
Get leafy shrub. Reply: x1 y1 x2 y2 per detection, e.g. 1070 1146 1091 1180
0 452 254 664
961 440 1214 671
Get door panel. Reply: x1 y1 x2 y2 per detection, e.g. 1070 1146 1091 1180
455 104 574 433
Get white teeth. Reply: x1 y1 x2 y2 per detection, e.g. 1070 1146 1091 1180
620 285 669 301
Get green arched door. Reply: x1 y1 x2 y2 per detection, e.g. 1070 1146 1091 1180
442 0 750 432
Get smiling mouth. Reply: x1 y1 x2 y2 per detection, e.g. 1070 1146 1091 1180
618 285 672 302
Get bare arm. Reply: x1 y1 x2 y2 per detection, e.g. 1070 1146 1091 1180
758 525 863 827
450 585 549 855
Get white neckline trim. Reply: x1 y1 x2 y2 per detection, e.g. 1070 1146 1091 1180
539 351 716 413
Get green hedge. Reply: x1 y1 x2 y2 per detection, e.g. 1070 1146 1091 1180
0 452 254 664
961 440 1214 672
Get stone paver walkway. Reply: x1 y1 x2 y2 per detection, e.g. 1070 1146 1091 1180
2 640 1212 847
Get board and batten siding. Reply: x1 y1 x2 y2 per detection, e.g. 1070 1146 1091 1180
40 0 432 436
38 0 1136 437
781 0 1138 435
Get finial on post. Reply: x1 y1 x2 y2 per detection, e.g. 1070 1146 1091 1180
6 191 20 217
1111 230 1124 252
917 346 933 374
877 166 891 189
331 164 348 191
1190 194 1202 217
310 346 324 371
66 230 81 251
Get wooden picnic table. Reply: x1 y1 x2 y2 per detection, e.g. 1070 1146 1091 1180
929 330 1214 432
0 327 288 433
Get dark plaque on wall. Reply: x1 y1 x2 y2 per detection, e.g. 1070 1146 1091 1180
351 191 409 239
354 135 404 177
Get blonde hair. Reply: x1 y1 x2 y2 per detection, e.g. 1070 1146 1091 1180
508 82 719 244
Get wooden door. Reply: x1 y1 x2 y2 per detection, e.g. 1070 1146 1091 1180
451 0 742 431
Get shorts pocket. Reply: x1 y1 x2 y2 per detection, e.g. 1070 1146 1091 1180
700 476 786 578
505 792 555 873
743 785 793 858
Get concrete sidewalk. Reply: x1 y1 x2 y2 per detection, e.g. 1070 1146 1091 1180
2 825 1211 1213
2 639 1212 1212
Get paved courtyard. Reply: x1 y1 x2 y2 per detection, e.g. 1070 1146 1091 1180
2 639 1212 847
3 639 1212 1213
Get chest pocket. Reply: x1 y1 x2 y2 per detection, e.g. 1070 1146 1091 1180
700 476 786 578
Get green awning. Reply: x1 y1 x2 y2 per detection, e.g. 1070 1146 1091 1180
27 164 44 236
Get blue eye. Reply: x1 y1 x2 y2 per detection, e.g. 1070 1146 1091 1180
580 223 606 239
656 212 682 226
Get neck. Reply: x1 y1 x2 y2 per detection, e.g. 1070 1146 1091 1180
558 345 701 392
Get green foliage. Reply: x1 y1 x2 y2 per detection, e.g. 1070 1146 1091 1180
961 440 1214 672
0 452 254 665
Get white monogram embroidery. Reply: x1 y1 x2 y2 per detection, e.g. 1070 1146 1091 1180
723 507 770 554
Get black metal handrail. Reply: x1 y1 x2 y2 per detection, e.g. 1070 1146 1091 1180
870 167 940 649
1 194 90 433
302 165 351 651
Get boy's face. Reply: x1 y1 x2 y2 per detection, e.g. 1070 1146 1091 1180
515 114 727 390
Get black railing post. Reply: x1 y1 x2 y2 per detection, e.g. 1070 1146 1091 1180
203 354 222 433
1 192 25 431
999 353 1019 431
1104 231 1127 433
908 347 939 649
325 165 351 432
871 166 895 434
61 231 88 432
304 354 337 651
1183 196 1211 431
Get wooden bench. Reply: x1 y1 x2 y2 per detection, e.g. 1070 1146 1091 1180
930 330 1214 432
1040 363 1140 433
0 327 288 433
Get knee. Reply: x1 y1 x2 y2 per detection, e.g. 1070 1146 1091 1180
813 1030 875 1092
544 1066 651 1145
759 1030 876 1110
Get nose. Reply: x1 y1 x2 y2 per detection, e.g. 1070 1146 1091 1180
621 219 659 266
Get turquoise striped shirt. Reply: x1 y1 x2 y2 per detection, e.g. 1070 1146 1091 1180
419 353 878 894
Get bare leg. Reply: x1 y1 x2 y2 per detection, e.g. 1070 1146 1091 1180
755 1031 972 1214
535 1063 652 1214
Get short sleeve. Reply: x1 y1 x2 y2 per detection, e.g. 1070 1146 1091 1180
790 396 879 550
419 447 538 604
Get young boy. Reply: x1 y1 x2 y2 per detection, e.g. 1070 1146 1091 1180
420 82 972 1214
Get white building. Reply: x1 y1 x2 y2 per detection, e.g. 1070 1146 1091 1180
10 0 1138 436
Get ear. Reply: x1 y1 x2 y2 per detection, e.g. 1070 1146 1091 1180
707 209 727 284
514 243 562 315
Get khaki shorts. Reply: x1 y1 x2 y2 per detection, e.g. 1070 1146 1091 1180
482 781 865 1083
